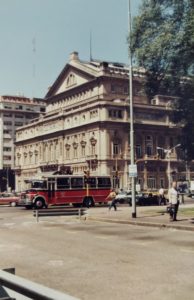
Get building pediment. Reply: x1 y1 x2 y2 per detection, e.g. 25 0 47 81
45 60 96 98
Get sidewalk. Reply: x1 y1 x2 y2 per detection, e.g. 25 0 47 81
86 203 194 231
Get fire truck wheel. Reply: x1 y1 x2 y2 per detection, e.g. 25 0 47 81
34 199 44 209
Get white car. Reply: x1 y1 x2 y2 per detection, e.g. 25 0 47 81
115 191 143 206
115 191 132 205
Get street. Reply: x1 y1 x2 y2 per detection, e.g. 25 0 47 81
0 206 194 300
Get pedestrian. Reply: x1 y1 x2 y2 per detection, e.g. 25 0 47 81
106 189 117 211
168 181 179 221
158 187 165 205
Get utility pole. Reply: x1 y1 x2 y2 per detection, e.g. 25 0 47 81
128 0 137 218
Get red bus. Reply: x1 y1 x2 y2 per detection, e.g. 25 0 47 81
20 175 112 209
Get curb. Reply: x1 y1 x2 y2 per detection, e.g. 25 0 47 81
87 216 194 232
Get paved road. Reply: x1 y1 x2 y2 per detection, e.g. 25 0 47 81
0 206 194 300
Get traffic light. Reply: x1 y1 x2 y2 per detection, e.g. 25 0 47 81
84 170 90 184
84 170 90 178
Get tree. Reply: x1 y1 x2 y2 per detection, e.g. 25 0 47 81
131 0 194 159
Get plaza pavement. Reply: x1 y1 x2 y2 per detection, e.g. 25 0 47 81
86 203 194 232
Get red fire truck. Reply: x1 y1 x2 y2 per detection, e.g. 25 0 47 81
19 175 111 209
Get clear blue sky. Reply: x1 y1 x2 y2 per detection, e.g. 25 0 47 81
0 0 142 99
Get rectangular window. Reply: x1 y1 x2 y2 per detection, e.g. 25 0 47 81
87 177 96 188
16 105 23 110
97 177 111 188
113 143 120 155
136 145 142 158
66 149 70 159
71 177 83 189
91 145 96 156
3 130 10 134
74 148 78 158
15 122 23 126
145 135 153 156
157 148 165 159
31 180 47 189
57 178 70 189
160 178 165 188
15 114 24 118
3 147 11 152
3 113 12 117
4 121 12 126
146 145 152 156
118 110 122 118
147 177 156 189
3 156 12 160
81 146 86 157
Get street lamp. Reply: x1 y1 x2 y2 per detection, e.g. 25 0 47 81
128 0 136 218
157 144 181 189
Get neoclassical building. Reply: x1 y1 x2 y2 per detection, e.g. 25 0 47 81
15 52 191 192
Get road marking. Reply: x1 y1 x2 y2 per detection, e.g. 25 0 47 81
65 230 78 234
132 241 149 246
180 248 194 254
0 243 25 251
2 223 15 227
48 260 64 267
95 235 116 240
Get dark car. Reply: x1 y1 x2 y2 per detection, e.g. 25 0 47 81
138 192 167 206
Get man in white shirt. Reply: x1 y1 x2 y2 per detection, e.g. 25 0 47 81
168 181 179 221
158 187 164 205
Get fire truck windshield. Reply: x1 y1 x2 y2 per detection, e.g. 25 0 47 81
31 180 47 189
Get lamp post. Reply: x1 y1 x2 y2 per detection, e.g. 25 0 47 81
128 0 136 218
157 144 181 189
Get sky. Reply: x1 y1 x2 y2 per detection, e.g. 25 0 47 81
0 0 142 99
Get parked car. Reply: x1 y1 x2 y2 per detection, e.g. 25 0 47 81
116 190 168 206
0 192 20 207
138 191 167 206
115 190 143 206
115 191 131 204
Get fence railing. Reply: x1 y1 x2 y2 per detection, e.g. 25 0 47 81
0 268 80 300
33 207 88 222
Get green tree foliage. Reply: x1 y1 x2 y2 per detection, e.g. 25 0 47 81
131 0 194 159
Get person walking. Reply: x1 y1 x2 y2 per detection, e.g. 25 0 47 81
168 181 179 221
106 189 117 211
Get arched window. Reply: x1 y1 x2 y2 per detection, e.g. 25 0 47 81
145 135 153 156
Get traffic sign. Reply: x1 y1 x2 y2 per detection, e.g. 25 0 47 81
129 164 137 177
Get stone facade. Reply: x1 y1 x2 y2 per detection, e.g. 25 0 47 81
15 52 191 192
